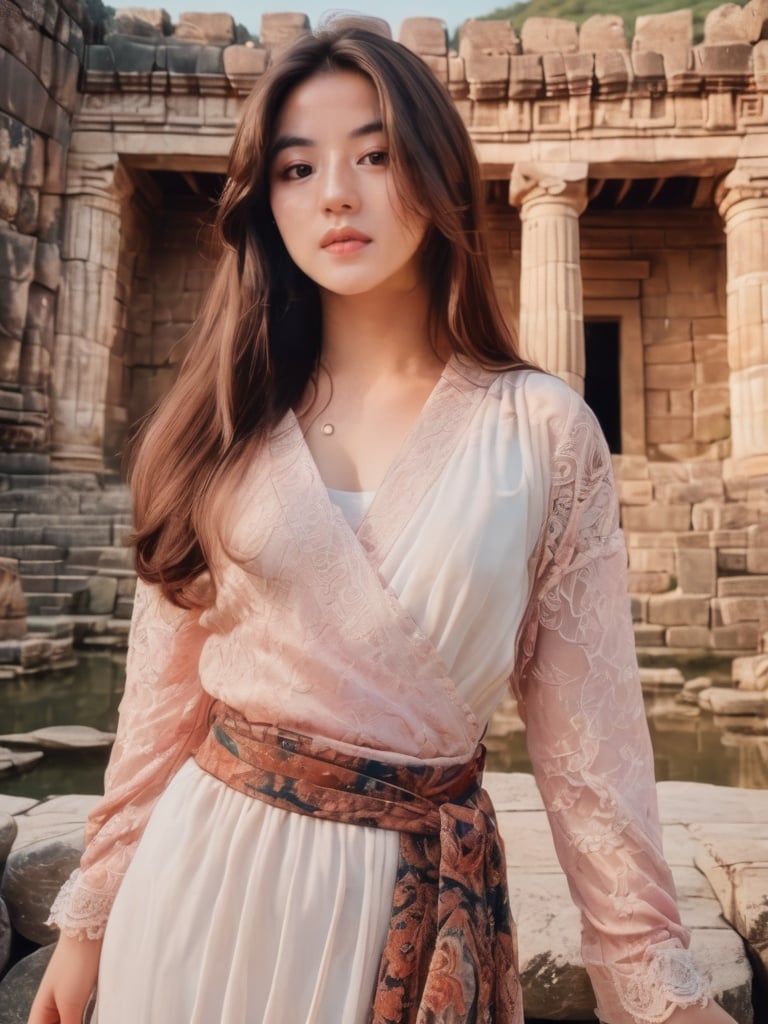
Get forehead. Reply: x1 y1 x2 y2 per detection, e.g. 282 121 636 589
274 70 382 133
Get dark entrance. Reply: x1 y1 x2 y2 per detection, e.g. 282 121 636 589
584 320 621 454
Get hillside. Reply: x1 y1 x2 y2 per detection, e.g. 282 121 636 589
477 0 748 43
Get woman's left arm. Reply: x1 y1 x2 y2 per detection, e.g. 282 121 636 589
512 395 737 1024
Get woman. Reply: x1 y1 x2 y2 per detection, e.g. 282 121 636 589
31 22 736 1024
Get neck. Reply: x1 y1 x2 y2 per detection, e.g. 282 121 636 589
319 285 447 381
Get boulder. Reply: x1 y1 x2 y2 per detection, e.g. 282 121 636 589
0 896 10 974
0 942 55 1024
0 811 17 864
0 748 43 776
1 795 99 944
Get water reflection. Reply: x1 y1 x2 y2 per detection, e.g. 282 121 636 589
1 655 766 796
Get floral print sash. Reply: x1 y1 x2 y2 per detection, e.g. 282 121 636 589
193 701 522 1024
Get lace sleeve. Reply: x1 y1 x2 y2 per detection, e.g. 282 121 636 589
48 579 213 940
511 393 711 1024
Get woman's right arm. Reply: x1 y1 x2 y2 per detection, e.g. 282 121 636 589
28 579 213 1023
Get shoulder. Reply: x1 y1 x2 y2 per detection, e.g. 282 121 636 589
491 367 582 430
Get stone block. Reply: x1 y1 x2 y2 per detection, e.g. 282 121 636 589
521 17 577 54
747 549 768 573
618 479 653 505
579 14 626 51
627 570 671 593
594 49 632 94
732 653 768 688
174 13 235 45
508 54 543 99
646 417 693 444
705 4 750 44
222 44 267 87
718 549 748 572
743 0 768 43
694 412 730 443
633 10 693 77
657 480 724 503
612 455 649 481
629 548 675 572
666 626 713 647
634 623 666 645
693 43 753 84
645 363 695 390
466 55 509 99
713 596 768 626
644 342 693 365
33 243 60 292
111 8 172 38
458 19 519 58
260 12 310 53
711 624 760 649
699 687 768 714
622 503 691 533
648 592 710 627
678 548 717 595
399 18 447 56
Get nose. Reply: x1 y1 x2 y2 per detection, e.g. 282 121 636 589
320 158 359 214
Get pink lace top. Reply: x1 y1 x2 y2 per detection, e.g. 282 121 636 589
49 360 710 1024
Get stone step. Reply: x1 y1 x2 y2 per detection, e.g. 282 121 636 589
16 514 118 527
0 453 51 474
0 528 45 545
19 575 90 595
24 593 76 614
43 525 114 546
24 616 74 639
0 490 81 514
17 560 67 575
0 472 101 491
0 544 65 561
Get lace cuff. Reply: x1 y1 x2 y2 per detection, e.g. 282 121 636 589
590 939 711 1024
46 868 114 941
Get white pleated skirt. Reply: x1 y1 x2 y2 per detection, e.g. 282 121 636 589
92 757 401 1023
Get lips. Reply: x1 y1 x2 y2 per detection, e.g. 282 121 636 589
320 227 371 250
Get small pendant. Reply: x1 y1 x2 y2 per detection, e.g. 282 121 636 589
321 423 335 436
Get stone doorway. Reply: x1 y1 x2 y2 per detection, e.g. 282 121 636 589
584 319 622 453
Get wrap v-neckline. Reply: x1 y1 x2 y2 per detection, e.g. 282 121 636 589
272 353 498 570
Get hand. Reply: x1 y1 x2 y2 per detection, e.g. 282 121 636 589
27 933 102 1024
664 1001 739 1024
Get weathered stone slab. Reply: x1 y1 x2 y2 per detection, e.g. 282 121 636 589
705 4 750 44
110 8 171 39
0 726 115 749
0 748 42 776
259 12 309 53
458 19 519 58
579 14 626 52
698 687 768 715
399 18 447 56
648 592 710 627
521 17 578 55
633 10 693 77
174 12 235 46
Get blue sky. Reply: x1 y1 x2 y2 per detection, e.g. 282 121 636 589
157 1 486 39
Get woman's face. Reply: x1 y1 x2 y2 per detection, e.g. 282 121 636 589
269 70 428 299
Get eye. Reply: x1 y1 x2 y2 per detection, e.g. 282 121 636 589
281 163 313 180
361 150 389 167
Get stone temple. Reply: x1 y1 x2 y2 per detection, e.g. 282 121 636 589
2 2 768 666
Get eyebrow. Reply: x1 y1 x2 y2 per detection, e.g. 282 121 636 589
270 119 385 159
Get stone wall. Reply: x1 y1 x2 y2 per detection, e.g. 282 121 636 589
0 0 86 458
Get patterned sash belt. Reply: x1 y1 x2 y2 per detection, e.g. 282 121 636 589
194 701 522 1024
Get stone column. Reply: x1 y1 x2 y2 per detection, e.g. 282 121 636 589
509 162 588 393
51 155 131 469
717 159 768 476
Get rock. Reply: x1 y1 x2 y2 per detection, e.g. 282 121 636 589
0 748 42 776
579 14 627 52
0 811 17 864
458 19 519 58
174 12 235 46
521 17 578 55
83 575 118 615
0 896 10 974
0 942 55 1023
743 0 768 43
399 18 446 56
705 4 750 44
1 794 99 944
639 666 685 688
110 8 171 39
0 726 115 749
657 780 768 825
633 10 693 77
259 13 309 53
732 654 768 690
0 795 37 815
698 687 768 715
678 675 713 704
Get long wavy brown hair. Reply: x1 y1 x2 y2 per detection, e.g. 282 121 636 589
130 23 527 608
